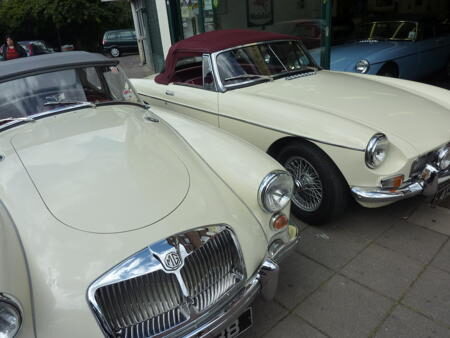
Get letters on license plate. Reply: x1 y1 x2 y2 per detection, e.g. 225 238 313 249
215 308 253 338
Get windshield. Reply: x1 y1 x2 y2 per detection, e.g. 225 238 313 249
0 65 141 122
216 40 317 88
357 21 418 41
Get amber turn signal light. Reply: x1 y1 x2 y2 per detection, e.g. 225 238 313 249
381 175 404 191
271 213 289 230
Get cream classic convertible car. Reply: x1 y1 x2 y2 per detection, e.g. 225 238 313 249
0 52 299 338
131 29 450 225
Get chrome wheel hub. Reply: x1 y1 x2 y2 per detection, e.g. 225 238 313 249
285 156 323 212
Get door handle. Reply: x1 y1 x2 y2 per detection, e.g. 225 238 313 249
165 90 175 96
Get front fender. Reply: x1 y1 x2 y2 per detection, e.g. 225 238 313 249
0 202 34 338
151 106 290 241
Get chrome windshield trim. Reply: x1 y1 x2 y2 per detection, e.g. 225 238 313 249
0 101 148 133
211 39 319 92
0 103 93 132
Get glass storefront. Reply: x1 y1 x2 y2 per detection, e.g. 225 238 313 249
173 1 324 40
168 0 330 66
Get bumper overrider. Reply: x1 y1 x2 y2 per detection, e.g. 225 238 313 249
352 164 450 204
182 225 300 338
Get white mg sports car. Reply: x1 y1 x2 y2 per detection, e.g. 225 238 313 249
131 29 450 225
0 52 299 337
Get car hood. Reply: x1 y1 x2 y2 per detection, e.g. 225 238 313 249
310 41 407 71
11 105 190 233
236 71 450 154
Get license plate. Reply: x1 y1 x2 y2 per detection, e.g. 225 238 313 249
433 180 450 204
215 308 253 338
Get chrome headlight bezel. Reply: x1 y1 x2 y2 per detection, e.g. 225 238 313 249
437 146 450 171
258 170 294 213
355 59 370 73
0 294 22 338
365 133 389 169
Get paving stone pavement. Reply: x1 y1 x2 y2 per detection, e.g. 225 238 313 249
243 197 450 338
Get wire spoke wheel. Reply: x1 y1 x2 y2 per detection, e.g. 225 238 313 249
285 156 323 212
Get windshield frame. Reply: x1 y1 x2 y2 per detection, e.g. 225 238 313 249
211 39 320 92
0 63 144 132
362 20 419 42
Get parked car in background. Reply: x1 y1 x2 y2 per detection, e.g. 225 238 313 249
0 51 299 337
273 19 323 49
310 19 450 79
102 29 138 57
19 40 54 56
131 29 450 225
0 40 54 58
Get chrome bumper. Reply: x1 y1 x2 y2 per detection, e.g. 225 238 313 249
180 225 300 338
352 165 450 204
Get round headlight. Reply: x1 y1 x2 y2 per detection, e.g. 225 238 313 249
355 59 370 73
438 147 450 170
365 133 389 169
258 170 294 213
0 298 22 338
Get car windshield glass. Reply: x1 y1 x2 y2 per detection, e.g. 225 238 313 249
358 21 417 41
0 65 141 121
216 40 316 88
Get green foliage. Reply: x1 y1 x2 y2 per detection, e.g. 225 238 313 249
0 0 133 50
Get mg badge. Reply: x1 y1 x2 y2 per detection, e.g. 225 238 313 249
164 251 182 271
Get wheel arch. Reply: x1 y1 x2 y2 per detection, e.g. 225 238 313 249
377 61 399 77
266 136 350 187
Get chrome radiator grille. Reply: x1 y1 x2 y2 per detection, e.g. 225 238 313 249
180 230 241 312
88 226 245 338
95 271 186 337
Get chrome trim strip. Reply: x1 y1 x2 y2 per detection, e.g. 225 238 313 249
138 93 365 152
210 39 320 92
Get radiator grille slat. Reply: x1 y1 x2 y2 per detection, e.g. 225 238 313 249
92 227 244 338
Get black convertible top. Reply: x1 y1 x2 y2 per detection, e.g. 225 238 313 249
0 51 118 83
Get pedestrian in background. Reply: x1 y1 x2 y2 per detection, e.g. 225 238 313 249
1 35 27 61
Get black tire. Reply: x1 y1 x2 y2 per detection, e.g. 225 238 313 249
110 47 121 58
377 63 399 78
276 141 349 225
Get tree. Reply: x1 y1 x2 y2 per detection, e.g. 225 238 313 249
0 0 132 50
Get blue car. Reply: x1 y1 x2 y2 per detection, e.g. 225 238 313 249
311 20 450 79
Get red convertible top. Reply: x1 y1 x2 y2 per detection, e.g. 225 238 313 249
155 29 299 85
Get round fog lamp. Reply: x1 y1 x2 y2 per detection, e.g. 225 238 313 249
0 300 22 338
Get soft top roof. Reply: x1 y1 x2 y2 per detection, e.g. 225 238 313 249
0 51 118 83
155 29 300 85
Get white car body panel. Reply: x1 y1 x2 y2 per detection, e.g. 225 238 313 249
132 69 450 199
0 104 288 337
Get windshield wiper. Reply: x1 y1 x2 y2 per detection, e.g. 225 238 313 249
224 74 273 82
43 100 96 108
279 66 317 79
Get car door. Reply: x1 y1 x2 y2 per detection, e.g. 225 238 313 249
143 55 219 126
416 23 444 77
119 31 133 52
